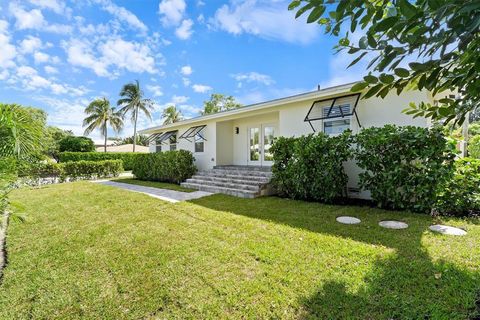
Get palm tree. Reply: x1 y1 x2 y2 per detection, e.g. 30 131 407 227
117 80 154 152
162 105 183 125
0 104 44 160
83 98 124 152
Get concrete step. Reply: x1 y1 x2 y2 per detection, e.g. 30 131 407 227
180 182 259 198
197 169 272 178
213 165 272 172
185 178 261 191
189 175 270 185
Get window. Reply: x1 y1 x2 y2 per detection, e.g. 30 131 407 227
155 137 163 152
323 104 351 135
169 133 177 151
194 127 205 153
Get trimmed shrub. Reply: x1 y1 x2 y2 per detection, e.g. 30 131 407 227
271 131 353 203
58 152 142 170
468 135 480 158
132 150 196 184
59 136 95 152
435 158 480 216
354 125 455 213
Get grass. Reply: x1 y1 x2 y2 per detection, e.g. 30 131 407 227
0 182 479 319
111 178 195 192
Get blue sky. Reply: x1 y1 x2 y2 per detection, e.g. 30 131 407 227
0 0 363 141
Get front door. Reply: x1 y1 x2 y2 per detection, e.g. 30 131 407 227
248 123 276 166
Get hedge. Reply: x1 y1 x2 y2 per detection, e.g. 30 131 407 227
132 150 196 184
435 158 480 216
354 125 455 213
58 152 143 170
18 160 123 181
59 136 95 152
271 131 352 203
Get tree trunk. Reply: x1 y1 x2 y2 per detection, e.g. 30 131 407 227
104 121 108 153
133 106 138 152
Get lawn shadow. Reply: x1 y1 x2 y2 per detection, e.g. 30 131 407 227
189 195 480 319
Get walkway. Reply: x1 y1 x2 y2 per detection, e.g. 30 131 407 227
94 180 213 203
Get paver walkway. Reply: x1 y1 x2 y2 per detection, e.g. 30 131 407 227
94 180 213 203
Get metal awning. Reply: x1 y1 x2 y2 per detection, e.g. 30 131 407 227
304 93 361 132
178 125 207 142
146 130 177 144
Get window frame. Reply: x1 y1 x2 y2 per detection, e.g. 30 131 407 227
322 104 352 136
193 127 205 153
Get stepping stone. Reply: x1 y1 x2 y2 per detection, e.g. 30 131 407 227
379 220 408 229
336 216 361 225
429 225 467 236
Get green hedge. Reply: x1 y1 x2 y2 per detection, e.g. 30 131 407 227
271 132 352 203
355 125 455 213
59 136 95 152
435 158 480 216
18 160 123 181
468 135 480 158
132 150 196 184
58 152 143 170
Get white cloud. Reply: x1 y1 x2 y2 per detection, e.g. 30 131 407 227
100 0 148 34
28 0 68 15
182 77 191 86
232 71 274 86
9 3 72 34
175 19 194 40
180 65 192 76
158 0 186 26
44 65 58 74
146 84 163 97
212 0 320 44
0 20 17 68
172 95 189 104
100 38 156 73
63 39 110 77
34 51 50 64
19 36 42 54
192 84 212 93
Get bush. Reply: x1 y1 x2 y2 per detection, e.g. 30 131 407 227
271 132 353 203
59 136 95 152
132 150 196 184
435 158 480 216
354 125 455 213
468 135 480 158
16 160 123 182
58 152 142 170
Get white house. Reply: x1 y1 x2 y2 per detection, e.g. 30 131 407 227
139 82 438 198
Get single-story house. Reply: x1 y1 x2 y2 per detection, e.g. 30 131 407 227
95 144 149 153
139 82 447 198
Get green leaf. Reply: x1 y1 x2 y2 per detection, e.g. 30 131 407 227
374 16 399 32
398 0 418 18
359 36 368 49
351 82 369 92
348 51 368 68
363 83 384 98
364 75 378 84
307 6 326 23
394 68 410 78
295 3 314 19
288 0 301 10
379 74 395 84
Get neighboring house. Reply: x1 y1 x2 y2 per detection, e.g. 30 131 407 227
95 144 149 153
139 82 444 198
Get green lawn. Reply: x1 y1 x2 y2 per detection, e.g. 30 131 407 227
1 182 479 319
111 178 195 192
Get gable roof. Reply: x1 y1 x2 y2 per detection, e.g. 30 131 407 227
139 81 358 134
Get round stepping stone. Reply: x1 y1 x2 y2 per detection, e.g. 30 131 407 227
379 220 408 229
429 224 467 236
336 216 361 225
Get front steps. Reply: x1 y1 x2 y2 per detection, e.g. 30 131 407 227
181 165 274 198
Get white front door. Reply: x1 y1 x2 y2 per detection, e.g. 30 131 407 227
248 123 276 166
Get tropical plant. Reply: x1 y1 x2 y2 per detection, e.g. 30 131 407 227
117 80 154 152
468 135 480 159
162 105 183 125
59 136 95 153
289 0 480 125
83 98 124 152
0 104 44 160
201 93 242 115
43 126 73 160
114 135 149 146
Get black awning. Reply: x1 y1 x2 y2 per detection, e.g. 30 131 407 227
147 130 178 144
304 93 361 132
178 125 207 142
